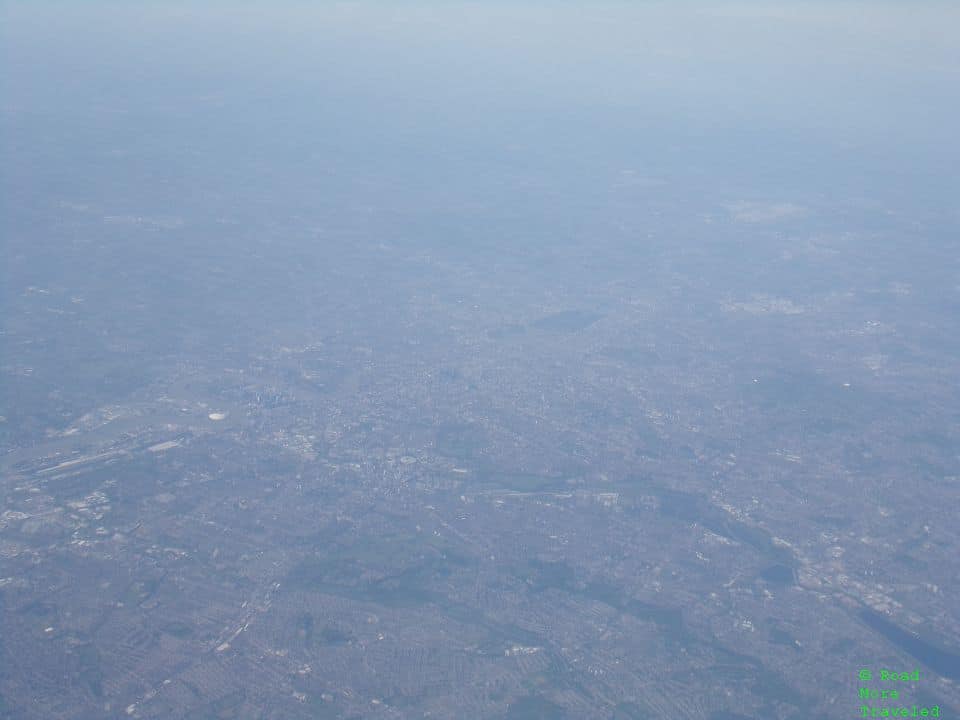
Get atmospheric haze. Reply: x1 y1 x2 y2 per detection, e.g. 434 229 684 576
1 2 959 719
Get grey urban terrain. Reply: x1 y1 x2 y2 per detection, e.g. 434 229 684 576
2 3 959 719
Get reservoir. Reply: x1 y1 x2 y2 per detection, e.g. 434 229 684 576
859 609 960 682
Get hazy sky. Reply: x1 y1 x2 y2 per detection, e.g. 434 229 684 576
3 1 958 225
